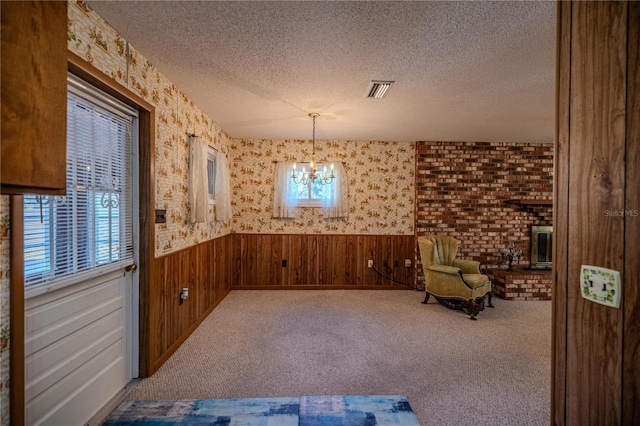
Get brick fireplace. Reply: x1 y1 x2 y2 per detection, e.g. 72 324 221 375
415 141 553 290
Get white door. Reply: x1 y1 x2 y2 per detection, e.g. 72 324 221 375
24 270 133 425
22 75 139 426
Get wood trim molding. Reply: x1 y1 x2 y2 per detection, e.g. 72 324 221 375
139 109 155 378
67 51 153 112
9 196 25 426
552 2 572 423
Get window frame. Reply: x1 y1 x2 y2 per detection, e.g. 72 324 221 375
207 147 217 205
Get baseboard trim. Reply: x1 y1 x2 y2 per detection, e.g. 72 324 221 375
231 285 410 290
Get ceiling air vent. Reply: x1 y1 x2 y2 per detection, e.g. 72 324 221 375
366 80 395 99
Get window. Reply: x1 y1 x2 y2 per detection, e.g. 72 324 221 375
291 162 332 207
207 148 217 204
23 74 137 294
273 161 348 219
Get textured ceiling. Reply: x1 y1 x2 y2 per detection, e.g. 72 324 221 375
88 1 556 143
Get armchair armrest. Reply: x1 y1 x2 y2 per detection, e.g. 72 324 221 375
453 259 482 274
427 264 461 275
425 264 475 291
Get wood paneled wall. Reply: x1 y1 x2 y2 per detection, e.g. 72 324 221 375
232 234 416 289
149 233 415 371
152 234 233 371
554 1 640 424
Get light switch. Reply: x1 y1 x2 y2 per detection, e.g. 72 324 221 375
580 265 621 308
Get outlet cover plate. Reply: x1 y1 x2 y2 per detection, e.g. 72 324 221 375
580 265 621 308
155 209 167 223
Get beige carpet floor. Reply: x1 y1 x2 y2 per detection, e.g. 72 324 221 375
128 290 551 426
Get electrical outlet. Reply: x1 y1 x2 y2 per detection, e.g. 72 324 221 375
580 265 621 308
405 259 412 267
368 260 374 268
180 287 189 305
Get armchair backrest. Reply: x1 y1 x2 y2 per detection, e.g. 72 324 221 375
418 235 459 267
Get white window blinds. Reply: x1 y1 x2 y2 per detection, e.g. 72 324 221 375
23 75 137 294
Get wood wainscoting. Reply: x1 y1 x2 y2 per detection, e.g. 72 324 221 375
232 234 416 289
152 234 234 371
150 233 416 372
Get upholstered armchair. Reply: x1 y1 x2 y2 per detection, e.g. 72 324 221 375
418 235 493 319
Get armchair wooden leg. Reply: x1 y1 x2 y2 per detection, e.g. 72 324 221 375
467 299 477 320
422 292 431 304
487 292 494 308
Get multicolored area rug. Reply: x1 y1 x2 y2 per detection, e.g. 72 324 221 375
103 395 419 425
299 395 419 425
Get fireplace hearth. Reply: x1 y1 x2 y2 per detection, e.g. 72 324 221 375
488 267 552 300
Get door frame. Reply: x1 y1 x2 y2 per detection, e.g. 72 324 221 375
9 51 156 425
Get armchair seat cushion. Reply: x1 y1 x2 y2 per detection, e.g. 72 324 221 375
462 274 490 288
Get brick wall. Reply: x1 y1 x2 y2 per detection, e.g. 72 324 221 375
415 141 553 288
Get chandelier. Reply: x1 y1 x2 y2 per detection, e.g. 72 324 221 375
291 113 335 185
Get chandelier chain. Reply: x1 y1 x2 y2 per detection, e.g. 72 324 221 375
312 114 316 152
291 112 335 186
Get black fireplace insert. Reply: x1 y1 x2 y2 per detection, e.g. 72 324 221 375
531 225 552 269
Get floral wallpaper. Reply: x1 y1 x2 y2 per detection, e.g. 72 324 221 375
67 0 415 240
67 0 233 257
0 198 8 426
230 139 415 235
